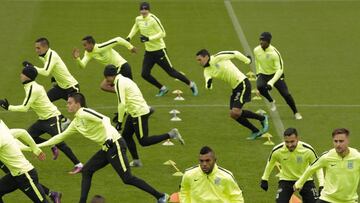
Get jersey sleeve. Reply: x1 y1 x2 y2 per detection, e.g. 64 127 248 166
98 37 134 50
34 51 55 76
148 16 166 40
295 155 326 189
76 52 91 69
127 19 139 40
261 150 278 180
267 51 284 87
179 173 191 203
115 79 126 123
10 129 42 156
224 177 244 203
308 149 325 186
212 51 251 65
8 85 37 112
37 122 77 148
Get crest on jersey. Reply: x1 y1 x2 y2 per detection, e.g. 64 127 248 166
296 156 303 163
348 160 354 169
214 177 221 185
266 54 270 59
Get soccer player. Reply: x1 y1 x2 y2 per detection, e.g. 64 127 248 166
0 128 61 203
103 65 184 167
23 37 79 102
0 66 83 174
260 127 324 203
126 2 198 97
294 128 360 203
72 35 136 92
253 32 302 120
195 49 269 140
180 146 244 202
36 92 169 203
0 119 49 203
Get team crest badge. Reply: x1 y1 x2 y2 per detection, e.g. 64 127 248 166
296 156 303 163
214 177 221 185
266 54 270 59
348 160 354 169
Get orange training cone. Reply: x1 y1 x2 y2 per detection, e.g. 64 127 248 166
289 194 302 203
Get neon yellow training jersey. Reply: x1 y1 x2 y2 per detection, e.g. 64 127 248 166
180 164 244 203
127 13 166 51
295 148 360 203
203 51 251 90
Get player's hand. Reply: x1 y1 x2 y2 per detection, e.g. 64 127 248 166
260 180 268 191
140 35 149 43
318 186 324 195
22 61 34 68
130 47 137 54
115 122 122 131
104 139 114 148
246 55 252 64
37 152 46 161
72 48 80 59
0 99 9 110
266 84 272 90
125 37 131 42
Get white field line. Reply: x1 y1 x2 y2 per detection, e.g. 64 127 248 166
0 103 358 114
224 0 287 138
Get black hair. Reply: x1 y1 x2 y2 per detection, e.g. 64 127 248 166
283 127 298 137
82 36 96 44
200 146 214 155
35 37 49 47
68 92 87 107
103 65 118 77
196 49 210 57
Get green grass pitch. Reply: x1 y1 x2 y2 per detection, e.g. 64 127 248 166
0 0 359 202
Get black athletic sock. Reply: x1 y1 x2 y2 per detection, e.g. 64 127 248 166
123 136 140 160
242 110 265 121
236 116 259 133
284 94 298 114
138 134 170 146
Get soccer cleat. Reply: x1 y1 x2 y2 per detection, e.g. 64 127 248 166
270 100 276 111
51 146 59 160
169 128 185 145
157 193 169 203
68 164 83 175
156 87 169 97
261 115 269 133
49 191 62 203
60 117 71 131
190 81 199 96
129 159 143 167
294 113 303 120
246 131 263 140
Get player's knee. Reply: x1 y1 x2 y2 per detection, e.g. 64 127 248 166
230 110 241 120
138 138 151 146
141 71 150 79
81 166 94 177
122 174 135 185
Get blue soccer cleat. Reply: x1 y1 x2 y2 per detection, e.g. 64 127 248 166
190 81 198 96
261 115 269 133
246 131 263 140
156 87 169 97
157 193 169 203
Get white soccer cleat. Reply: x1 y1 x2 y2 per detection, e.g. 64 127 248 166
129 159 143 167
169 128 185 145
294 113 303 120
270 101 276 111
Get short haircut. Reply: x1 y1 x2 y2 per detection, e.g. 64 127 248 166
283 127 298 137
332 128 350 137
91 195 105 203
103 64 118 77
82 36 96 44
200 146 214 155
35 37 49 47
196 49 210 57
68 92 87 107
